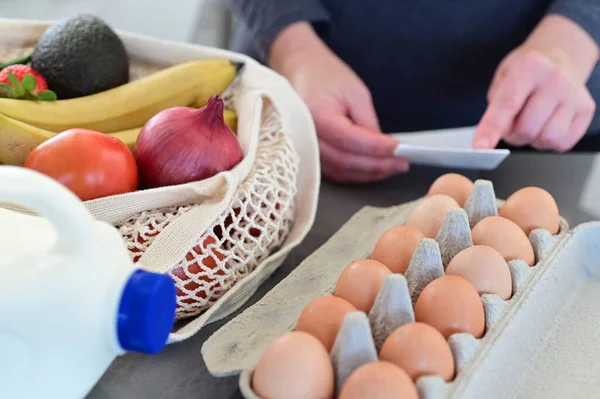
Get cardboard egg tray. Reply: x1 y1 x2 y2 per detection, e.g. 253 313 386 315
202 180 600 398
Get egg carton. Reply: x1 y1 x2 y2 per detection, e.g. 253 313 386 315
202 179 600 398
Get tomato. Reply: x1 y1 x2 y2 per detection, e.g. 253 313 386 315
170 236 226 307
25 128 138 201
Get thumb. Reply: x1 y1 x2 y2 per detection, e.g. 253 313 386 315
346 88 382 132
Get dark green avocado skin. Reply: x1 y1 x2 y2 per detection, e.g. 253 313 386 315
31 14 129 99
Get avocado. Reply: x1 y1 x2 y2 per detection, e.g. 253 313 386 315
31 14 129 99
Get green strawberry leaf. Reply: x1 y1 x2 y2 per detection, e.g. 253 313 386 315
7 71 23 98
24 91 38 101
0 83 15 98
21 75 36 92
35 90 57 101
0 71 56 101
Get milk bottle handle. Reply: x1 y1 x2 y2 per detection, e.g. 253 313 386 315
0 166 94 252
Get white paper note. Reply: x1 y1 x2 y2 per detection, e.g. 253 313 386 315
391 126 510 170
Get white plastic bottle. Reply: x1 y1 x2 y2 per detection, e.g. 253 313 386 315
0 166 176 398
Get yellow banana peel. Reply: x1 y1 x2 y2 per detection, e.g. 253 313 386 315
0 59 237 133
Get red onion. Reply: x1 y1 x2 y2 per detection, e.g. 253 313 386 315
134 95 243 188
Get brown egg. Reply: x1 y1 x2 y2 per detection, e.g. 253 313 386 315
338 361 419 399
295 295 357 352
471 216 535 266
379 322 455 382
252 331 335 399
445 245 512 300
334 259 392 313
371 225 425 274
427 173 474 206
414 275 485 339
499 186 560 235
406 194 461 238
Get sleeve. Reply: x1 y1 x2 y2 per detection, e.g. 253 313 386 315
546 0 600 45
226 0 331 61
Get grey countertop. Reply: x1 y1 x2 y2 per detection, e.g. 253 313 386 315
88 152 600 399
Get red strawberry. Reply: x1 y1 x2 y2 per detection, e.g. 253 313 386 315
0 64 56 101
0 65 48 93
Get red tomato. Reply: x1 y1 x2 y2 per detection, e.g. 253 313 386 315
25 128 138 201
170 236 226 306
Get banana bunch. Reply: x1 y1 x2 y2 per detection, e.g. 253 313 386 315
0 59 241 165
0 109 238 166
0 59 238 133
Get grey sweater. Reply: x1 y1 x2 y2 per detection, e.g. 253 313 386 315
227 1 600 136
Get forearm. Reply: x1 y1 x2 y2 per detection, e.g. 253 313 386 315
536 1 600 82
226 0 329 61
268 22 331 76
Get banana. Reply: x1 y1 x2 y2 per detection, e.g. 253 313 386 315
106 127 142 152
0 59 238 133
0 113 52 165
0 109 239 166
223 109 238 133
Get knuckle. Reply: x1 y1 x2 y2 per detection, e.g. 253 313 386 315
353 84 372 101
550 68 570 91
521 50 544 70
584 98 597 115
514 121 539 141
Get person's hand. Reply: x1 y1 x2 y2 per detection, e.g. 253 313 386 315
474 15 598 152
474 48 596 151
269 23 409 183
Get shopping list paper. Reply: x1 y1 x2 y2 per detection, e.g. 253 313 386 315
391 126 510 170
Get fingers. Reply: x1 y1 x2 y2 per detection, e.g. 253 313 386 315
529 103 573 151
321 160 398 184
346 86 381 132
319 138 409 183
319 138 409 174
566 104 596 150
504 69 570 147
474 52 554 149
311 93 409 184
313 105 398 157
532 90 596 152
474 71 537 149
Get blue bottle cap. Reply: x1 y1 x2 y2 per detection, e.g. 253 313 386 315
117 269 176 354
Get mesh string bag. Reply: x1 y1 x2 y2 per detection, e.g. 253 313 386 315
115 99 299 319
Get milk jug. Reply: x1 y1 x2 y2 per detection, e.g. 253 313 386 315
0 166 177 398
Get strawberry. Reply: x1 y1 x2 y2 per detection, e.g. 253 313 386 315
0 65 48 93
0 65 56 101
